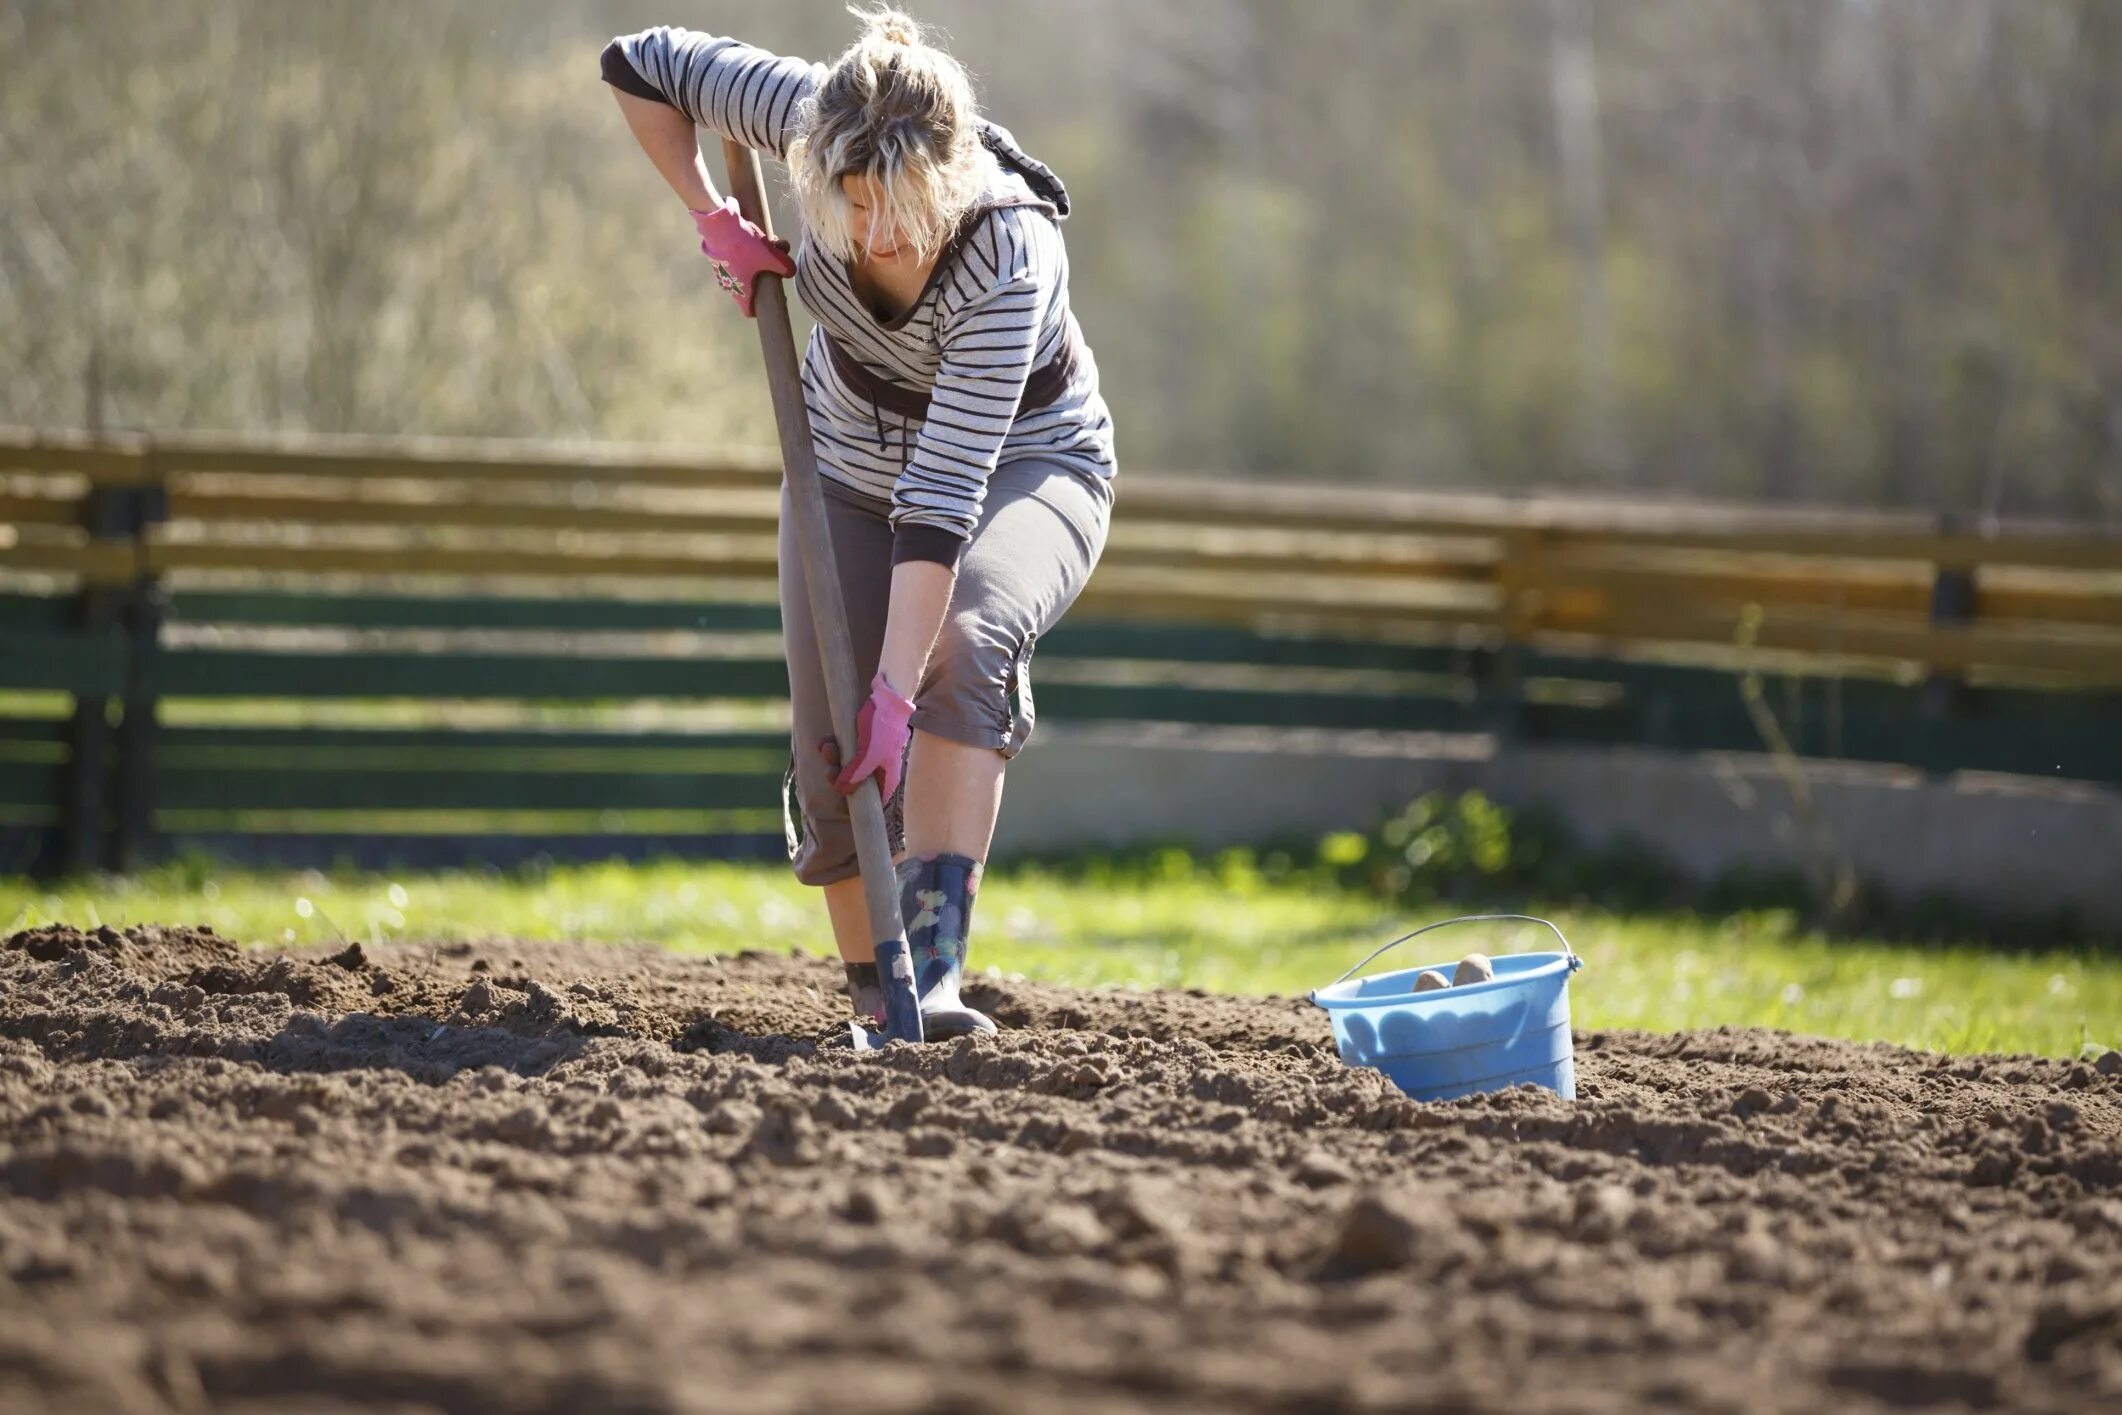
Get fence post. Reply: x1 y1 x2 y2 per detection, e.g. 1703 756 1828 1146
60 569 118 873
61 418 135 874
60 355 116 872
1480 529 1540 741
1470 643 1528 741
1922 511 1978 720
113 450 166 871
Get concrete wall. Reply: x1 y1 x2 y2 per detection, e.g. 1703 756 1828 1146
992 723 2122 934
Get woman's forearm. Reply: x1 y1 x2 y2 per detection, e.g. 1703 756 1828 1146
612 89 723 211
877 559 957 697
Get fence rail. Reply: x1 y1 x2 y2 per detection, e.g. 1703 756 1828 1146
5 426 2120 874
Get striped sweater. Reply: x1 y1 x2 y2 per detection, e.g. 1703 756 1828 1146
603 27 1117 569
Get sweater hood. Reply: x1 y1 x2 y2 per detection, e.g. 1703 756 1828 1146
974 118 1070 219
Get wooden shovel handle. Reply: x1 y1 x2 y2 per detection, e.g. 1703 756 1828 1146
719 139 920 1041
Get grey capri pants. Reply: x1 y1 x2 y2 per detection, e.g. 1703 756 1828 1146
779 457 1114 886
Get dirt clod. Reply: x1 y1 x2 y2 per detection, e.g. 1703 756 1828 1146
1733 1085 1777 1116
742 1101 820 1167
1319 1190 1432 1278
1294 1148 1356 1188
0 923 2115 1413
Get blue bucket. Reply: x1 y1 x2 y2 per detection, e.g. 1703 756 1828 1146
1310 915 1585 1103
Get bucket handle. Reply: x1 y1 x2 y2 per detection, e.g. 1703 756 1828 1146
1323 913 1582 991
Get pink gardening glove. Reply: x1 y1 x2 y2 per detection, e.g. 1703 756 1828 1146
690 197 795 317
829 671 917 800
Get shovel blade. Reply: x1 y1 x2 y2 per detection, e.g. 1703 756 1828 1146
870 936 923 1047
848 1011 924 1051
847 939 923 1052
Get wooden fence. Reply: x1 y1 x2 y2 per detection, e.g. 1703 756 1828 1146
4 426 2120 874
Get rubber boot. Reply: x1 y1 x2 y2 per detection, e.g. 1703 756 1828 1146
897 851 997 1040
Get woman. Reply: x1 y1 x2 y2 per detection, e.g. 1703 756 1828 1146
603 8 1117 1039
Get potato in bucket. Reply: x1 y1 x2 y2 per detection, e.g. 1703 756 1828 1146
1310 916 1584 1103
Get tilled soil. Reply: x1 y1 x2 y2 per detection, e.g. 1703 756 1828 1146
1 924 2118 1414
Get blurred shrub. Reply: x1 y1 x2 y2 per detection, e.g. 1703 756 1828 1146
1021 789 1682 912
1011 786 2109 948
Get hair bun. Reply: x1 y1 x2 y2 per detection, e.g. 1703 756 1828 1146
856 5 922 48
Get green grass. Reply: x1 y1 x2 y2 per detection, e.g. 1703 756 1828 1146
3 860 2116 1060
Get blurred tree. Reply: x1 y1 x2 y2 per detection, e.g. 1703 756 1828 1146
0 0 2115 521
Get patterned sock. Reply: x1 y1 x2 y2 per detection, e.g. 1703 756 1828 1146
843 960 884 1023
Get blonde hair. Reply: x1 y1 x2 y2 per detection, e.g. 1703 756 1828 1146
788 7 994 262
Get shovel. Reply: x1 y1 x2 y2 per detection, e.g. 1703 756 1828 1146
718 139 922 1049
